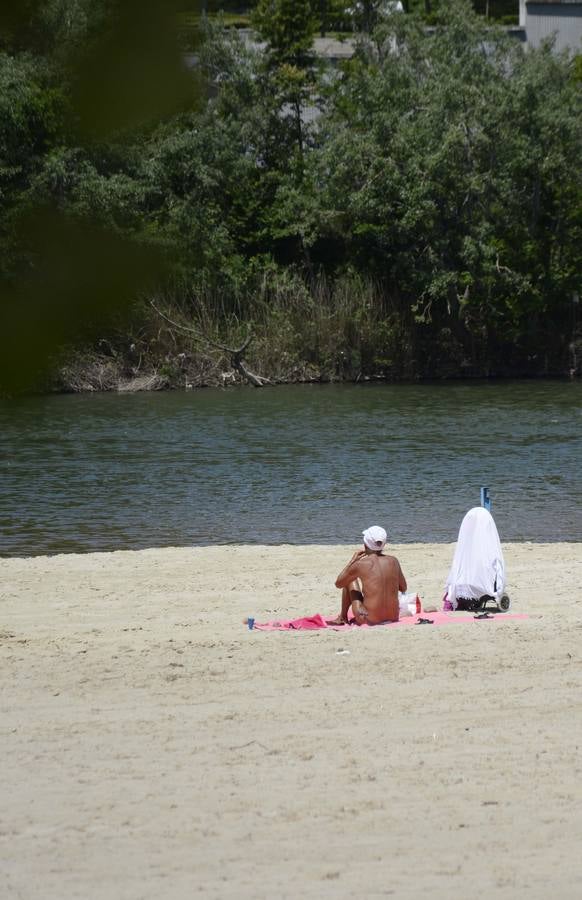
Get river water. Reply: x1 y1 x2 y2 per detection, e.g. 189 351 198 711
0 380 580 556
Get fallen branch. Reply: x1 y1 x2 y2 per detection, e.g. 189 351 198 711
149 300 271 387
117 374 167 393
495 254 513 275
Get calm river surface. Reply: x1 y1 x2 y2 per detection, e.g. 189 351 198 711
1 380 581 556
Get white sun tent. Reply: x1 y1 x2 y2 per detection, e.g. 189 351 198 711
444 507 505 610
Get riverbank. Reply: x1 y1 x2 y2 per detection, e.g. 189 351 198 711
52 282 581 394
55 353 582 394
2 542 582 898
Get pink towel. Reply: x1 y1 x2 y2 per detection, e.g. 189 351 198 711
253 614 329 631
251 611 528 631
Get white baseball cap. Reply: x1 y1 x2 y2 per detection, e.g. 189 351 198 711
362 525 387 551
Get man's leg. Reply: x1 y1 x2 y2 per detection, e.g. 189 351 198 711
349 586 369 625
328 580 368 625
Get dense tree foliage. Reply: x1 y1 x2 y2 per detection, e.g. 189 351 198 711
0 0 581 390
310 7 582 373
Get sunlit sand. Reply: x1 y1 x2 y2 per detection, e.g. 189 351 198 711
2 543 581 898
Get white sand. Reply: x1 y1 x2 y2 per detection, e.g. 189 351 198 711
1 543 582 899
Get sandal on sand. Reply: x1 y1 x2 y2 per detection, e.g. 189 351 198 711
474 612 494 620
416 617 434 625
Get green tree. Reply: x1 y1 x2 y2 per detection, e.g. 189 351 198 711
252 0 317 66
249 0 319 169
310 0 351 36
350 1 391 33
312 0 582 371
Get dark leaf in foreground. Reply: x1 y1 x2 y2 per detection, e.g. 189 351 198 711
0 207 167 392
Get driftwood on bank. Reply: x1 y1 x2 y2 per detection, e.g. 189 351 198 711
149 301 271 388
117 373 168 393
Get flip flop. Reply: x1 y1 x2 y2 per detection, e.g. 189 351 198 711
416 617 434 625
474 612 494 620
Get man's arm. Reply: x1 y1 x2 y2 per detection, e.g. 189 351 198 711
335 550 366 588
398 561 407 593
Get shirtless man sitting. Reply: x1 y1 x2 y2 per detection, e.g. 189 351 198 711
329 525 407 625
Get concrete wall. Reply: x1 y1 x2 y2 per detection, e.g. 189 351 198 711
524 1 582 52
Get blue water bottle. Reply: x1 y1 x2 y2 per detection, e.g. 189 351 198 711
247 617 255 630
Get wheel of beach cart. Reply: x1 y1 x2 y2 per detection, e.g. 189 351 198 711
498 594 511 612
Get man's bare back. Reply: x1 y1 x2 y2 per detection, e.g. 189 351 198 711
331 542 407 625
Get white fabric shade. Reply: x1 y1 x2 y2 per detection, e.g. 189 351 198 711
444 507 505 609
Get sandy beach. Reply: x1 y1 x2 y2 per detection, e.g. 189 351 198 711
1 542 582 899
